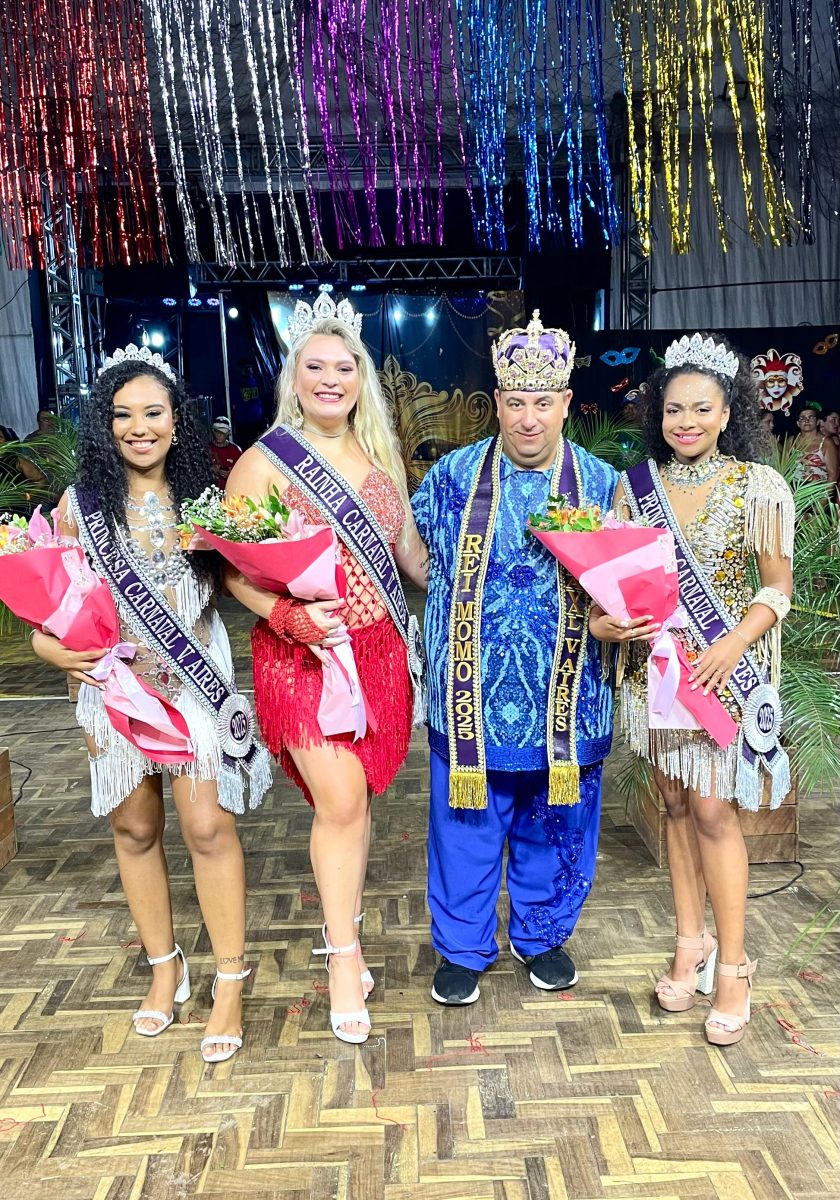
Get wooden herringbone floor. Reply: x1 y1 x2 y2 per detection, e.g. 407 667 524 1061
0 604 838 1199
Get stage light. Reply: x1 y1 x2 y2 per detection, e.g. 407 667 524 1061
188 297 202 308
425 306 437 323
393 306 404 323
350 283 367 292
318 283 334 293
206 296 220 308
140 328 150 347
289 283 304 292
149 330 166 349
162 297 177 307
227 306 239 320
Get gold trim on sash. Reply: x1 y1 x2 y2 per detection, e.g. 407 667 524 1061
545 443 587 805
445 438 589 809
446 439 502 809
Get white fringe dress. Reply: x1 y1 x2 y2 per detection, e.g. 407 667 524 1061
77 567 271 818
620 460 795 809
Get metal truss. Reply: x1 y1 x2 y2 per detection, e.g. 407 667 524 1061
42 185 90 420
157 137 602 193
615 148 652 330
195 255 523 288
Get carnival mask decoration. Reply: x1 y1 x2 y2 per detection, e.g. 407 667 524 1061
750 348 804 413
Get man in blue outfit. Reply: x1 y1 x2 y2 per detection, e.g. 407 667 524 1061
412 311 618 1004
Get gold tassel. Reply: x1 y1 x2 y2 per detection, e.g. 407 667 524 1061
548 762 581 807
449 770 488 811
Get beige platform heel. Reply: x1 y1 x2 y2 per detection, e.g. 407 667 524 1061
705 957 757 1047
654 930 718 1012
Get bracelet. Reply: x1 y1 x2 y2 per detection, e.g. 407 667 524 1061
749 586 791 622
732 627 751 648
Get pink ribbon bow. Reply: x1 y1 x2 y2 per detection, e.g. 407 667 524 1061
649 605 690 717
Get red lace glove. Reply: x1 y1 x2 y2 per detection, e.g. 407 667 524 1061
268 596 327 645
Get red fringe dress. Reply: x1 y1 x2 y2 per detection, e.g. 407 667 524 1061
252 467 413 803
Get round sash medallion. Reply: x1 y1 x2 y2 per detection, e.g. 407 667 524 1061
217 693 254 758
742 683 781 754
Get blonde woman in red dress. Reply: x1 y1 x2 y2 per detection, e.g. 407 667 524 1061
226 295 427 1044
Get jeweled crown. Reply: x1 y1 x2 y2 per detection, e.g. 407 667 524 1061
664 333 739 381
98 343 176 382
492 310 575 392
287 291 363 346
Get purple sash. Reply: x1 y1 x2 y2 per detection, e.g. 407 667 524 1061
257 425 425 723
447 436 588 809
70 487 261 773
623 460 790 806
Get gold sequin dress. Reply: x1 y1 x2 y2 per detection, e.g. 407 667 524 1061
620 460 795 806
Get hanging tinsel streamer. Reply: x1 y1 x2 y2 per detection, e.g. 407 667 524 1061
145 0 321 266
0 0 167 268
613 0 789 254
612 0 653 255
584 0 622 245
455 1 620 251
453 0 513 249
297 0 454 247
656 0 693 254
788 0 814 243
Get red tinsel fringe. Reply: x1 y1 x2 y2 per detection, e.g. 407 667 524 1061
0 0 167 268
252 616 413 807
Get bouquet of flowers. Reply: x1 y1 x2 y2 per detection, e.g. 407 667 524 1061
0 507 194 762
527 497 737 747
180 487 371 740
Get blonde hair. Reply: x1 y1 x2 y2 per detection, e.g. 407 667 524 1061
273 317 409 513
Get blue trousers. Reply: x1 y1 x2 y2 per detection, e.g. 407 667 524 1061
427 748 603 970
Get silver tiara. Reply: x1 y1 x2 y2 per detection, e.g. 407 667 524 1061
664 333 739 381
287 291 363 346
98 344 176 382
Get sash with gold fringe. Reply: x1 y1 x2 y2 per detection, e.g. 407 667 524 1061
446 437 588 809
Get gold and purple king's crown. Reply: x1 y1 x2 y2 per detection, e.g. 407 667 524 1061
492 310 576 393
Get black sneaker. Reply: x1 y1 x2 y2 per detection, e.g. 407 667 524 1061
431 959 481 1005
510 941 579 990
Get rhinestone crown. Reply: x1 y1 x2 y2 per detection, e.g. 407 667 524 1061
98 344 176 383
492 309 575 392
287 291 363 346
664 333 739 381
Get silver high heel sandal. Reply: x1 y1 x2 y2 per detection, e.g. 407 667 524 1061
313 930 371 1045
132 944 191 1037
200 966 252 1064
355 913 375 998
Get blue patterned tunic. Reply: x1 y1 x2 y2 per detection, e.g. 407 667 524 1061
412 438 619 772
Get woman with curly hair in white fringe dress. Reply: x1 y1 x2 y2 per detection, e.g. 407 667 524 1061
590 332 794 1047
29 347 270 1063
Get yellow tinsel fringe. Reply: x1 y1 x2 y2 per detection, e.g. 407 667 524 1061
448 770 488 811
548 762 581 807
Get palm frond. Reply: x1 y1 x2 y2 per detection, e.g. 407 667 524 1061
611 746 656 819
0 419 78 499
779 659 840 795
781 888 840 970
566 412 645 472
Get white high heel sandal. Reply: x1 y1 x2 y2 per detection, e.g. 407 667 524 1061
355 913 375 998
200 966 252 1064
132 944 191 1037
313 932 371 1045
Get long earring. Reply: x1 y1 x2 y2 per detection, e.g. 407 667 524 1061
171 431 179 445
292 395 304 429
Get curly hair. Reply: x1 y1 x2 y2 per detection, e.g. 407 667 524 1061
639 332 766 464
76 362 216 580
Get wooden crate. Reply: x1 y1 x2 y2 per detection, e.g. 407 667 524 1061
629 772 798 868
0 748 18 871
